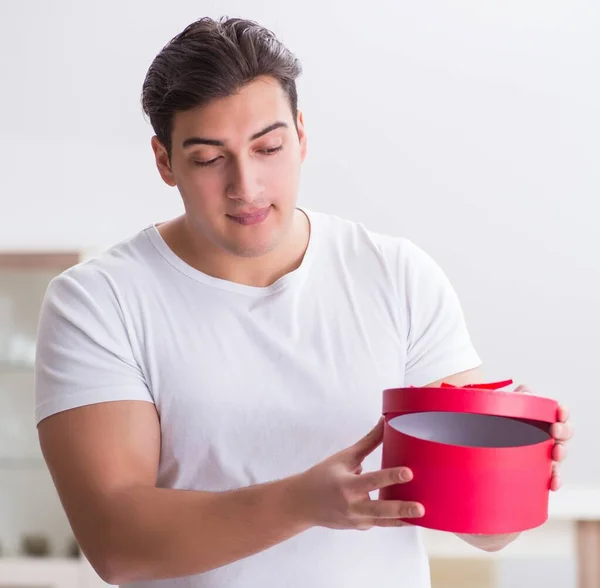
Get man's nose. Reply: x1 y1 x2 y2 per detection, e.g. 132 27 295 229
226 158 264 203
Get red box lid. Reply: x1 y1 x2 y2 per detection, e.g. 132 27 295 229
383 381 558 424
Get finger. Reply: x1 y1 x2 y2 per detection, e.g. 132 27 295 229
514 384 532 394
557 405 570 423
551 421 573 442
353 466 413 493
550 461 562 492
345 418 385 464
372 519 414 528
354 499 425 519
552 442 567 462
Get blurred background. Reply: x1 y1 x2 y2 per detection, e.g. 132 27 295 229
0 1 598 587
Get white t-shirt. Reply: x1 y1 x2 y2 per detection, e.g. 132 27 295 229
35 209 481 588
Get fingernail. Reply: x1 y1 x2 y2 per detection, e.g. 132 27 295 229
411 506 424 517
400 469 412 482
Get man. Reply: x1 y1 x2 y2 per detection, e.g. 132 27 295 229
35 16 572 588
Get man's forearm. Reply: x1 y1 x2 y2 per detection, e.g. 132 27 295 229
87 475 309 584
455 532 520 552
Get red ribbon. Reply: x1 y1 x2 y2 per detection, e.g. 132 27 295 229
439 379 514 390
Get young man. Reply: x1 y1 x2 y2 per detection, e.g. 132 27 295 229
35 17 572 588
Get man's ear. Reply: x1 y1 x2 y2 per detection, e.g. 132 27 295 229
151 136 177 187
296 111 307 163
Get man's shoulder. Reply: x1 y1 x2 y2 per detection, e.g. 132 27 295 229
306 208 417 260
306 209 446 294
49 226 159 301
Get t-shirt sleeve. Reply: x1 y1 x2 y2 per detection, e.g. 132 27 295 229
34 266 154 425
399 239 482 387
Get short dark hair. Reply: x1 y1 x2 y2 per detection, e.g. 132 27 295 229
141 16 303 156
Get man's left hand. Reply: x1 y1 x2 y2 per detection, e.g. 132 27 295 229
514 384 573 491
457 383 574 553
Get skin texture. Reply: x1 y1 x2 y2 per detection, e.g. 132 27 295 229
151 75 309 288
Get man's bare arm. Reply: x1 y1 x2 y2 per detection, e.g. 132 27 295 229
38 402 422 584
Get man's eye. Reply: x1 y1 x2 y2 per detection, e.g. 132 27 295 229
259 146 283 155
193 157 221 167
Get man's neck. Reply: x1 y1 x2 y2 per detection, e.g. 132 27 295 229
158 209 310 288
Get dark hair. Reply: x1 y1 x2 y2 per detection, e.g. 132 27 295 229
141 16 303 156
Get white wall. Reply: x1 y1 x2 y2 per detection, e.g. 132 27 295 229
1 0 598 484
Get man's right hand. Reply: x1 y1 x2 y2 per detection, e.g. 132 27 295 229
291 418 425 531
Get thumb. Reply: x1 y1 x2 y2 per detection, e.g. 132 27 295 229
344 417 385 465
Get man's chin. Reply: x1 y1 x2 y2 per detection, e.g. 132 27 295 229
219 207 298 259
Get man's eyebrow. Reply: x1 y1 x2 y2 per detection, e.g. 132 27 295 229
250 121 288 141
182 121 289 149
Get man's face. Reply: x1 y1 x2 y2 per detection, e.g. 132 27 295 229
152 76 307 259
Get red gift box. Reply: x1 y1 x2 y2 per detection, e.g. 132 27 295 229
379 380 559 534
